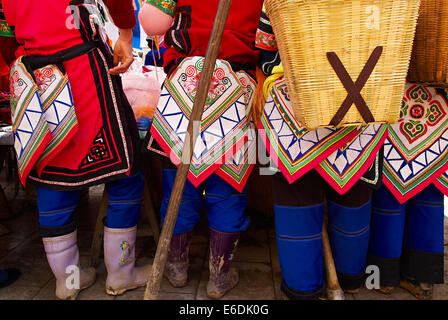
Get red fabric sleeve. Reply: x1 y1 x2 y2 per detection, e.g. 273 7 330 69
0 53 8 77
103 0 136 29
2 0 15 27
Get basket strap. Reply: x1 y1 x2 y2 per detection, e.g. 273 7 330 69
328 46 383 126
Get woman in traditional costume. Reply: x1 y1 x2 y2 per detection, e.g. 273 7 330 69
256 10 387 299
1 0 150 299
368 83 447 299
139 0 263 299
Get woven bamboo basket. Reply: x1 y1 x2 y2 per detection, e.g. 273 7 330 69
407 0 448 87
265 0 421 129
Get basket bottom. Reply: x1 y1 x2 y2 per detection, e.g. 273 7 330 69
407 81 448 89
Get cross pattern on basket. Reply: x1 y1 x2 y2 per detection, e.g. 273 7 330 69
327 46 383 126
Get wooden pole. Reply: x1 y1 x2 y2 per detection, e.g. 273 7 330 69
322 212 344 300
143 0 233 300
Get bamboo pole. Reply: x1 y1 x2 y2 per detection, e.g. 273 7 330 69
322 212 344 300
143 0 232 300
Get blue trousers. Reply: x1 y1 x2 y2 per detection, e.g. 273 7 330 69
160 169 250 234
368 183 444 286
272 170 372 299
36 172 145 237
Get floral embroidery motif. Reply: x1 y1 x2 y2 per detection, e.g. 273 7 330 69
150 57 253 189
277 82 290 101
384 84 448 203
10 70 28 113
255 29 277 51
146 0 177 17
238 74 254 106
178 58 232 111
399 85 447 144
119 241 134 266
33 67 56 93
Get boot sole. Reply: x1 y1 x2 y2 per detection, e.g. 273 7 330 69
56 275 97 300
400 280 433 300
207 291 227 299
343 288 359 294
375 286 395 295
164 273 188 288
206 279 239 299
105 282 147 296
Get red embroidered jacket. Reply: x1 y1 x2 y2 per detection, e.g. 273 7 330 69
2 0 136 56
162 0 264 76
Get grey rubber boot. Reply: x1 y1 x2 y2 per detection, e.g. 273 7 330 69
103 225 151 295
42 230 96 300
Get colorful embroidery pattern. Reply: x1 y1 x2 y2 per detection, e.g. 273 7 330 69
317 124 388 194
79 128 112 169
383 84 448 203
119 241 134 266
25 7 134 189
216 122 256 193
259 77 357 184
0 20 13 37
146 0 177 17
255 10 277 52
0 7 14 37
255 29 277 51
9 59 78 186
33 65 78 171
434 172 448 195
398 86 447 145
149 57 255 188
178 59 232 110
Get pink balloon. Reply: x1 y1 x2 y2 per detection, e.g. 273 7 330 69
139 3 174 36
